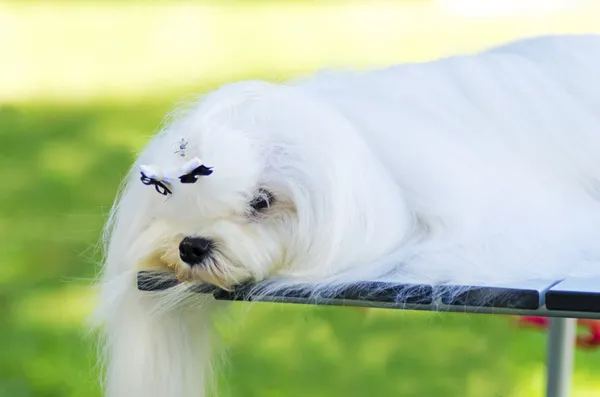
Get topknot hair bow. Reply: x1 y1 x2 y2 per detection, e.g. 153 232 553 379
139 157 213 196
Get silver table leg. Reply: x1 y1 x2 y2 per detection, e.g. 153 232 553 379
545 317 577 397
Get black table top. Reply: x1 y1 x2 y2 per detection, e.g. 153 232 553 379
137 271 600 319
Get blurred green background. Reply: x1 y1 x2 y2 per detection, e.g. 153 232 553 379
2 1 600 396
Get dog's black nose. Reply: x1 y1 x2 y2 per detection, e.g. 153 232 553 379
179 237 213 266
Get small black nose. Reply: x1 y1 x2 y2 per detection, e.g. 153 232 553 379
179 237 213 266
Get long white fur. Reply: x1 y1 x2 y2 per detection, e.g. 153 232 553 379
92 34 600 397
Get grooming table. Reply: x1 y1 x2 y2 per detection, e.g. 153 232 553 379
138 272 600 397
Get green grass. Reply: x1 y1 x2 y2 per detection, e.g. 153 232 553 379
2 1 600 397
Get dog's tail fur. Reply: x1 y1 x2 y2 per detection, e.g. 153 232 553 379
91 168 222 397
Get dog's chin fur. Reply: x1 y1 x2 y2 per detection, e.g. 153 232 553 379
93 34 600 397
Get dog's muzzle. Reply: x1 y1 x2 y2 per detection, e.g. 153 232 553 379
179 236 214 266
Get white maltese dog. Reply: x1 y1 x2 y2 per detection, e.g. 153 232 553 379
92 34 600 397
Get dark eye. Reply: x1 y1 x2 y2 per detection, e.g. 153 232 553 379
249 189 274 212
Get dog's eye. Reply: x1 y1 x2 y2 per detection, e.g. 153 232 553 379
249 189 274 212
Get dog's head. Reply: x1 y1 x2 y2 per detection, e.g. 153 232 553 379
103 81 411 290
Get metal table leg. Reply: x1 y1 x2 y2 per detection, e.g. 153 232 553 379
545 317 577 397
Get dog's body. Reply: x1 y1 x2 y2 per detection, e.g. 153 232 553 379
94 34 600 397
